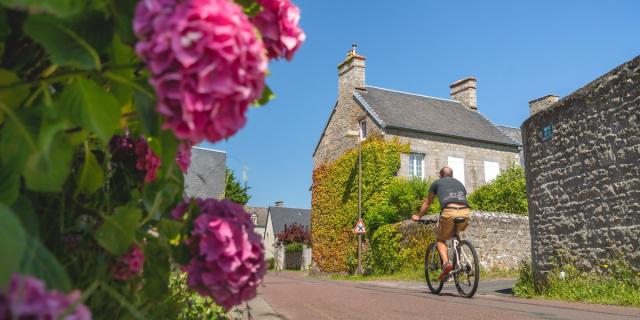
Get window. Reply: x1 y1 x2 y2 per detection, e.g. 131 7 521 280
447 156 465 186
484 161 500 183
251 213 258 225
359 119 367 140
409 153 424 178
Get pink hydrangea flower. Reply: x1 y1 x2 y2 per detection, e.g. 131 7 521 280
0 274 91 320
112 246 146 281
134 138 160 182
180 198 265 310
176 141 193 173
252 0 305 60
134 0 267 143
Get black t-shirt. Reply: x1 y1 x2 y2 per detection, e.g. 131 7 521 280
429 177 468 208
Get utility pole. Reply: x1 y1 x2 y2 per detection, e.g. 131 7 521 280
357 132 362 275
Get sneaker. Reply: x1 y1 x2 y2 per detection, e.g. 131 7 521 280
439 261 453 281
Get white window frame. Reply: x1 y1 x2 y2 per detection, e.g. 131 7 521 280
447 156 465 186
359 119 367 140
408 153 424 179
484 161 500 183
251 213 258 225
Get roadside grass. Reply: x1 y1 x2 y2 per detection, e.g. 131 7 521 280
514 261 640 307
326 266 518 282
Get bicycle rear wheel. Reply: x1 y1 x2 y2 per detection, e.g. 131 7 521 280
424 243 444 294
453 240 480 298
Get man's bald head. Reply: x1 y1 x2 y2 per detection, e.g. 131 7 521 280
439 167 453 178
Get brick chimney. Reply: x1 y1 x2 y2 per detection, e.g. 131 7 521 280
528 95 559 115
274 201 284 207
337 44 366 97
449 77 477 111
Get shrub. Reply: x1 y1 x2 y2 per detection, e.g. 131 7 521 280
364 204 397 238
387 177 440 218
168 272 227 320
276 223 310 245
368 221 436 274
284 242 304 253
468 165 528 214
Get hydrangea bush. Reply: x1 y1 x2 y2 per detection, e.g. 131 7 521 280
0 0 304 318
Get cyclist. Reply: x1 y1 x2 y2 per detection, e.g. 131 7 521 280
412 166 470 281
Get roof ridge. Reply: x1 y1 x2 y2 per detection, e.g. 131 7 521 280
475 110 520 145
365 85 460 103
194 146 227 153
496 124 520 129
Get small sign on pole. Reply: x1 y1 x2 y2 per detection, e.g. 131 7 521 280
353 219 366 234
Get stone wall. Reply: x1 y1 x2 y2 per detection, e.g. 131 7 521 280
521 55 640 282
463 212 531 270
184 147 226 199
386 129 521 193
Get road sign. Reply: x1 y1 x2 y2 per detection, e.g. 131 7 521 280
353 219 366 234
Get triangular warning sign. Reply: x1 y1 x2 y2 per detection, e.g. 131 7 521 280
353 218 366 234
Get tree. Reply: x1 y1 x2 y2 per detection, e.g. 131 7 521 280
275 223 310 245
224 169 251 205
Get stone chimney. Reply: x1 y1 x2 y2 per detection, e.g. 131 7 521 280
338 44 366 97
529 95 559 115
274 201 284 207
449 77 477 111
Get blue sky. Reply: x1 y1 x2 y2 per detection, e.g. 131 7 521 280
203 0 640 209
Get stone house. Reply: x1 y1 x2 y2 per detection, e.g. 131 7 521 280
313 47 522 192
246 206 268 239
262 202 310 260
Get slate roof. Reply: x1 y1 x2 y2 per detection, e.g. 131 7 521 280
354 86 519 146
268 206 310 235
496 125 523 146
246 206 268 227
184 147 226 199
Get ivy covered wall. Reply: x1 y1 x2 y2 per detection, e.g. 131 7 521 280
311 136 409 272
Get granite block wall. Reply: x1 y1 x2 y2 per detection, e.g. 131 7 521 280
521 55 640 282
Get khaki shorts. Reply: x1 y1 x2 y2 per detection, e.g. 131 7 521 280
437 205 470 242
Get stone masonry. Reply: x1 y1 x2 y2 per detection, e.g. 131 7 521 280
463 212 531 270
313 48 381 168
387 129 520 192
521 55 640 283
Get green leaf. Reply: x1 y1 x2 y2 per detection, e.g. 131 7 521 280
11 196 39 238
142 238 170 300
68 11 114 55
157 218 182 243
0 165 19 205
24 14 100 69
111 0 136 43
234 0 262 17
95 205 142 256
19 237 72 292
133 90 160 137
23 118 74 192
0 204 26 289
0 0 87 17
255 85 275 106
0 69 30 124
143 179 181 221
59 77 121 142
0 105 39 173
76 142 104 195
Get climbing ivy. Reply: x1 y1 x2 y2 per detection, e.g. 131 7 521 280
311 136 409 272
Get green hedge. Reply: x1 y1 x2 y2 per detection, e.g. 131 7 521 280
285 242 303 253
368 221 436 275
311 136 409 273
468 165 528 214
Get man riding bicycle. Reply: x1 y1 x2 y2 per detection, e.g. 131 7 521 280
412 166 470 281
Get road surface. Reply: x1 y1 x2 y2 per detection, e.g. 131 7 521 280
247 272 640 320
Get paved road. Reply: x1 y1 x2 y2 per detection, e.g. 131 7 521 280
252 272 640 320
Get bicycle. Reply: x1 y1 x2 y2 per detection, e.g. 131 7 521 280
417 217 480 298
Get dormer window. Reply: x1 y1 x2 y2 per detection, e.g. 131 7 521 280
359 119 367 140
251 213 258 225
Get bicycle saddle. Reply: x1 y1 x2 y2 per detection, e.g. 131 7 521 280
454 217 466 223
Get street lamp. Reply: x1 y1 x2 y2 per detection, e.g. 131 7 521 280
346 129 363 275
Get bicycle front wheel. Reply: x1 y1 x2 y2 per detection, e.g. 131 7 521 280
453 240 480 298
424 243 444 294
